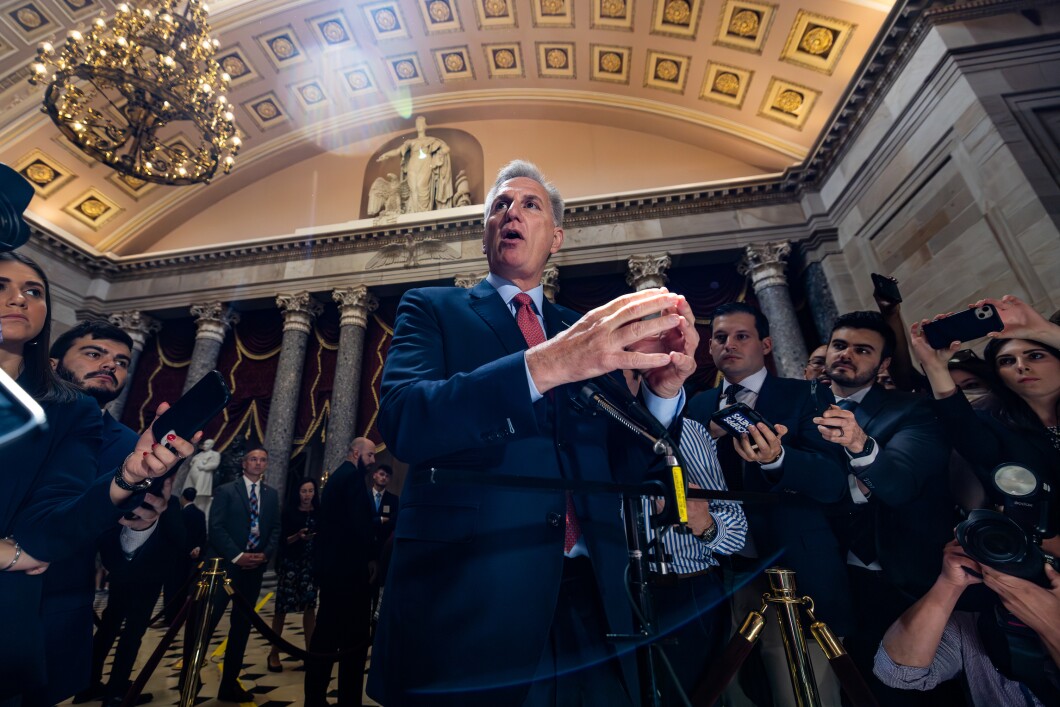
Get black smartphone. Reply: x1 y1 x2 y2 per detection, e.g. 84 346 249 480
871 273 902 304
923 305 1004 349
710 402 777 438
140 370 230 498
152 370 231 443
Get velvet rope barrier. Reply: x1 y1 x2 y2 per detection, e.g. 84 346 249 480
691 610 766 707
808 615 879 707
224 583 369 661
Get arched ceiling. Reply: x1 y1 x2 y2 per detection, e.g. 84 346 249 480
0 0 895 256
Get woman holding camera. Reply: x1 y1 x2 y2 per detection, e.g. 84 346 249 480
910 295 1060 492
0 251 198 703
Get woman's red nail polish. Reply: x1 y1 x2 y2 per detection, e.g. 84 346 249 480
143 451 149 457
151 443 157 449
166 434 176 441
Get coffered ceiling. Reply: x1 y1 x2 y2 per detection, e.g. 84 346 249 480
0 0 896 255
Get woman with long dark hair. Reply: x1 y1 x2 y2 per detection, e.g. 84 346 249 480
267 478 320 672
910 295 1060 491
0 250 198 703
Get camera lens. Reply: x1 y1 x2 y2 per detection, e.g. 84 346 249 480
976 526 1025 561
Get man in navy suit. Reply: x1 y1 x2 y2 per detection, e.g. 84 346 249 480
34 320 157 707
366 160 700 706
686 302 850 706
812 311 952 706
195 446 281 702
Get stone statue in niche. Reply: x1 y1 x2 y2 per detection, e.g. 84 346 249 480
367 172 406 224
375 116 455 214
453 169 472 207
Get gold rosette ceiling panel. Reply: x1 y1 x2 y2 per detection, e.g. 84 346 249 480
28 0 240 186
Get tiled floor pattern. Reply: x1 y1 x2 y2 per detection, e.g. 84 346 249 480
58 586 378 706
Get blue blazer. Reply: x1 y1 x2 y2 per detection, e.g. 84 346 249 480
838 386 953 599
33 411 139 705
367 282 656 706
0 391 107 698
687 375 856 633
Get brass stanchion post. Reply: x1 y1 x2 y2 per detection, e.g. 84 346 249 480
180 558 228 707
765 568 821 707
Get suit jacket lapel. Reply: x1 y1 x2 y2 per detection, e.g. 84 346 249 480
542 298 576 339
469 280 527 355
854 385 886 432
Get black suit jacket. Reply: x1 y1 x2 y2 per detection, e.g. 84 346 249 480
840 385 953 598
100 496 185 584
208 477 281 564
366 282 666 706
182 502 208 556
314 461 376 585
687 375 855 632
371 488 400 550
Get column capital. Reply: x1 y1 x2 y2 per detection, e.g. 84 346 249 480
541 264 560 303
189 302 240 344
107 310 160 351
626 253 671 291
739 241 792 291
454 271 488 289
332 286 379 329
276 292 323 334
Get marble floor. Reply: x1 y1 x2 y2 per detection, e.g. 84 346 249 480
59 586 378 707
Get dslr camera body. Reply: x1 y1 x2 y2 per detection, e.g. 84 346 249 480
956 463 1055 586
956 463 1059 703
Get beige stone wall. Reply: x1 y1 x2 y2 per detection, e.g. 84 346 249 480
816 10 1060 324
149 119 770 253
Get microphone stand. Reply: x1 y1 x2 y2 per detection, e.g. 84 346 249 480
427 382 778 706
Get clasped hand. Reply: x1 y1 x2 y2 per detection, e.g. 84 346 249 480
525 288 698 398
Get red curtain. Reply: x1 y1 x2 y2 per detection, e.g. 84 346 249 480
120 318 195 433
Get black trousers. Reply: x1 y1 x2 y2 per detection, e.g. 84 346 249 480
651 569 728 704
520 557 633 707
89 579 163 700
304 579 373 707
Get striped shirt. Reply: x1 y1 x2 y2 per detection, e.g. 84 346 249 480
874 612 1050 707
641 418 748 574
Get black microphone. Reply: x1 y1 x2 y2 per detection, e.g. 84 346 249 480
572 378 689 529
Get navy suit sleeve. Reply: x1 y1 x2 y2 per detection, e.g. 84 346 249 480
854 398 949 506
931 392 1004 470
379 290 542 465
12 396 126 562
764 383 849 503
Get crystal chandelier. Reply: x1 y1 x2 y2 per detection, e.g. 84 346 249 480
28 0 240 186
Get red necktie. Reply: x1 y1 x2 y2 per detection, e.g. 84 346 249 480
512 293 581 553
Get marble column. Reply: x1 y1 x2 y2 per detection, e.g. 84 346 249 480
322 286 379 474
184 302 239 394
541 264 560 303
804 261 840 344
105 310 160 422
263 292 323 502
739 241 808 379
172 303 238 493
626 253 671 291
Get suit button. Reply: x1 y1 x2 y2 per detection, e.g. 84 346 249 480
546 512 562 527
